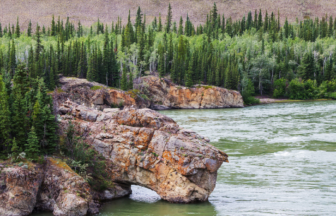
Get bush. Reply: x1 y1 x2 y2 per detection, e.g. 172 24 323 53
62 121 113 191
288 78 306 99
273 78 286 98
242 79 260 105
288 79 319 99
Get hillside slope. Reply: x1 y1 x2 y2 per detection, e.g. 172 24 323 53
0 0 335 30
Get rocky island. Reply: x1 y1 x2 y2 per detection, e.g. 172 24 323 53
0 85 231 215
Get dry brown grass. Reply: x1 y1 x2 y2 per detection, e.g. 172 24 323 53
1 0 336 30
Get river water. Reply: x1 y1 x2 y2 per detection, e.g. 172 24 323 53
34 101 336 216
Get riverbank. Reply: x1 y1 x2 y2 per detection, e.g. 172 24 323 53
255 95 333 104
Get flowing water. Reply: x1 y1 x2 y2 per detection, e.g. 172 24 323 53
34 101 336 216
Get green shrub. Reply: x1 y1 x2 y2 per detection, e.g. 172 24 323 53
273 78 286 98
242 79 260 105
288 79 306 99
288 79 319 99
62 121 112 191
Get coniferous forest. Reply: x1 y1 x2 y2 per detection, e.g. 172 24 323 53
1 4 336 158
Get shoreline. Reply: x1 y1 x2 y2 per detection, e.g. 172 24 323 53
256 96 333 105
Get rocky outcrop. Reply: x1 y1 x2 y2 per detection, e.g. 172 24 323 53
56 76 243 110
58 100 229 203
35 158 94 216
138 76 244 109
0 163 44 216
57 76 150 110
0 158 131 216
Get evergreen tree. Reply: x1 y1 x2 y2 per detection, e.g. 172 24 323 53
120 69 128 91
27 20 32 36
166 3 172 33
185 54 194 87
35 24 43 61
324 57 334 81
25 127 40 159
11 138 20 157
0 75 11 154
158 13 163 32
299 52 315 80
15 17 20 38
178 17 184 35
128 72 133 90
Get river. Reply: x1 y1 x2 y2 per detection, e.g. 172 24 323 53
33 101 336 216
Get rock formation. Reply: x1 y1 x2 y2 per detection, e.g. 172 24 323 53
138 76 244 109
0 158 131 216
56 76 243 110
58 100 229 203
57 77 150 110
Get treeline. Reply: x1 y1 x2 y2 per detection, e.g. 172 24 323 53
0 4 336 101
0 64 57 159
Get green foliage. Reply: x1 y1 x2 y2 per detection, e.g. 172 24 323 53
273 78 287 98
90 86 102 90
242 79 260 105
25 127 40 159
288 79 319 100
1 5 336 106
63 121 113 191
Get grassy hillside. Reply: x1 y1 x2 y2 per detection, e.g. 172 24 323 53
1 0 336 30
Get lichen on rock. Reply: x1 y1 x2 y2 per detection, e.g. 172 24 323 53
58 100 229 203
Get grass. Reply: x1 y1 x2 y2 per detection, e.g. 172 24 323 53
126 89 140 99
203 85 213 90
90 86 103 91
49 158 74 172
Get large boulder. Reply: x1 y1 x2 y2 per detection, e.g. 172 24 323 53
0 164 44 216
0 158 131 216
59 101 229 203
138 76 244 109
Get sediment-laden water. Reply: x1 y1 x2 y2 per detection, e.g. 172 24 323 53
33 101 336 216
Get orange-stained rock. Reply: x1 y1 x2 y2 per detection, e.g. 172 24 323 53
58 100 229 203
56 76 150 110
56 76 243 111
138 76 244 109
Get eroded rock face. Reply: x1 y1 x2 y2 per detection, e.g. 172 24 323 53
0 158 131 216
59 100 228 203
35 158 93 216
0 164 44 216
138 76 244 109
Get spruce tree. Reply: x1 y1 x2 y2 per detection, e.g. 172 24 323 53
11 138 20 158
0 75 11 154
128 72 133 90
185 54 194 87
166 3 172 33
178 17 184 35
25 127 40 159
120 69 128 91
27 20 32 37
15 17 20 38
158 13 162 32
